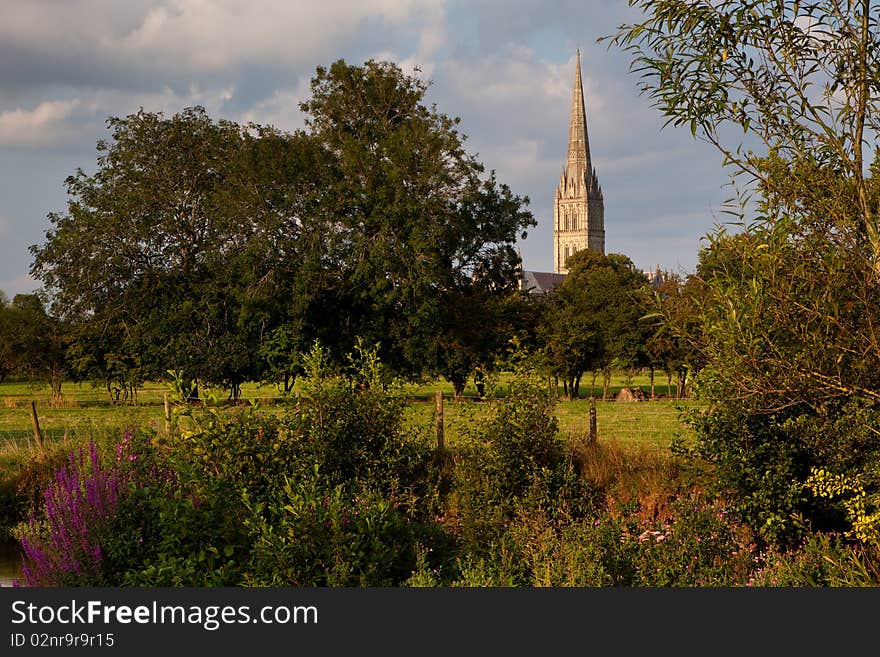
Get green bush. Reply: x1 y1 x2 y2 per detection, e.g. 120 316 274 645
447 368 594 554
243 473 419 586
98 427 246 586
683 396 880 547
749 533 880 587
630 495 755 586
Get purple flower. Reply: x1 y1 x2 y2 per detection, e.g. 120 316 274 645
17 437 123 586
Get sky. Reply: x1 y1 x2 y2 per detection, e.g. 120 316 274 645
0 0 741 297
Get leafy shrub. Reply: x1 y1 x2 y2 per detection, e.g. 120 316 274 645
681 401 810 545
447 367 594 555
107 410 289 586
281 341 433 497
168 405 290 505
435 491 757 587
749 533 880 587
243 473 419 586
630 495 755 586
107 489 244 587
683 397 880 547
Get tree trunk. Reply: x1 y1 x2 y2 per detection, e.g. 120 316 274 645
649 366 656 400
602 368 610 402
50 364 63 406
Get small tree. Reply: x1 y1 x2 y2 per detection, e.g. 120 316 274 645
0 293 68 403
540 250 649 400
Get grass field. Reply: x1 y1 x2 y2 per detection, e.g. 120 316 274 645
0 372 697 462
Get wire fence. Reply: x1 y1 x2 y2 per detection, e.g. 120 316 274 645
555 399 702 449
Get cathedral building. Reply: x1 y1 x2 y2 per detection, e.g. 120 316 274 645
521 50 603 295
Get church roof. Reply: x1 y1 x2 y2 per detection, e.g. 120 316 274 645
521 270 567 295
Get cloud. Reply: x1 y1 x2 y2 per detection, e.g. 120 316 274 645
0 100 82 147
0 1 447 97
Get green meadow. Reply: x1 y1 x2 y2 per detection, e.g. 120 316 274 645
0 372 694 452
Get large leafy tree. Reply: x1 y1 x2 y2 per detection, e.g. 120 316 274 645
30 108 321 398
610 0 880 544
31 60 533 396
298 59 535 380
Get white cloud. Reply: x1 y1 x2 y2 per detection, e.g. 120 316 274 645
0 100 81 147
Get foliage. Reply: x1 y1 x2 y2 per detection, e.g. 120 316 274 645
446 360 596 559
243 474 418 586
749 533 880 586
298 59 535 380
282 341 434 495
0 293 68 403
806 467 880 547
607 0 880 240
30 60 534 393
609 0 880 546
644 273 704 398
29 107 311 397
540 250 651 399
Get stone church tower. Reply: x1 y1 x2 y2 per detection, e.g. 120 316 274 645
554 50 604 274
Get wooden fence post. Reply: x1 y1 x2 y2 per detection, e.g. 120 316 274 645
589 396 597 444
435 390 444 452
29 401 44 451
164 393 172 435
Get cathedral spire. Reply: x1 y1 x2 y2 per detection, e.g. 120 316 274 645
553 49 605 273
566 48 591 178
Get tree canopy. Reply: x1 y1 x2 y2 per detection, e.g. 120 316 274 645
540 250 650 400
29 59 534 396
